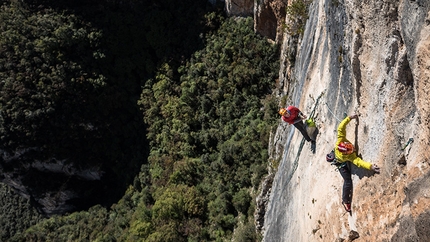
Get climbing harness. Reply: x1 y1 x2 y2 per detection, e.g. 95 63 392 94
334 162 347 171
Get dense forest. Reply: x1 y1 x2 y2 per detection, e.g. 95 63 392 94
0 0 280 241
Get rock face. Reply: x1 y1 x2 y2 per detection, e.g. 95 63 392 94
260 0 430 241
0 144 143 216
225 0 254 17
1 151 113 216
226 0 286 41
254 0 286 41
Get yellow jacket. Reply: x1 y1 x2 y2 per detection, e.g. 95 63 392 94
334 116 372 170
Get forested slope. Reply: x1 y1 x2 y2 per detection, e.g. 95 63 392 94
0 0 280 241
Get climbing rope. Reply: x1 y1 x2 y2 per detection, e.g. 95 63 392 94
324 101 341 122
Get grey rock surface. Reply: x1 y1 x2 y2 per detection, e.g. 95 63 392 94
261 0 430 241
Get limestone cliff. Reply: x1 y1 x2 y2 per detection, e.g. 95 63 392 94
256 0 430 241
225 0 254 17
225 0 287 41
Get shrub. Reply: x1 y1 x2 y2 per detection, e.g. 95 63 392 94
285 0 312 36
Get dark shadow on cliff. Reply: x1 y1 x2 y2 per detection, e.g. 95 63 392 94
349 158 378 179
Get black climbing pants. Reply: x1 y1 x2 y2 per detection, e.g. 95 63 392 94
293 121 312 142
339 164 353 203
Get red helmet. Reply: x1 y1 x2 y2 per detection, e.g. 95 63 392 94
338 142 354 155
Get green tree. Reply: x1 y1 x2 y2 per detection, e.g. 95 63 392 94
6 5 279 241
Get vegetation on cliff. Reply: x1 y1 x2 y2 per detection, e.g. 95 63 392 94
285 0 312 36
0 0 279 241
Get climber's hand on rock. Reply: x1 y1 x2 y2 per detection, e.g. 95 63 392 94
298 112 306 119
349 114 358 120
371 164 380 173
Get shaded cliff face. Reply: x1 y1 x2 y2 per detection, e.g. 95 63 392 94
226 0 287 41
262 0 430 241
0 145 146 217
225 0 254 17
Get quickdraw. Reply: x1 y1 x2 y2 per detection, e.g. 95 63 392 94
401 138 414 151
333 161 347 171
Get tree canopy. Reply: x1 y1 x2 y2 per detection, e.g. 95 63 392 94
1 0 280 241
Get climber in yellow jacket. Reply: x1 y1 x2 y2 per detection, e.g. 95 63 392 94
327 114 380 212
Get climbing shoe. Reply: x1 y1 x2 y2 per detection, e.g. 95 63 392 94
310 140 316 153
342 202 351 212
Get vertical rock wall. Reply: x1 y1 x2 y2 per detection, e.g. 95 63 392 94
225 0 254 17
254 0 287 41
225 0 287 41
261 0 430 241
